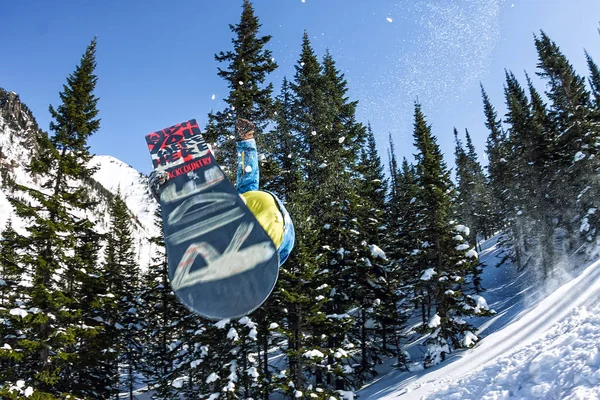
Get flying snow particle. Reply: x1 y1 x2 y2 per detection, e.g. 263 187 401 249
338 136 346 144
386 17 393 23
238 81 244 85
301 0 305 3
245 165 252 173
211 94 216 100
311 130 317 135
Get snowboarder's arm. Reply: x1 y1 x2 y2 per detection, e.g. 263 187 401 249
236 119 259 194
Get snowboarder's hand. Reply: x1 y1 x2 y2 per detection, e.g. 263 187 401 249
149 170 170 201
236 118 255 141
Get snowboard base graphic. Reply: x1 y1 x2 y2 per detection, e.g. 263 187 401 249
145 119 279 320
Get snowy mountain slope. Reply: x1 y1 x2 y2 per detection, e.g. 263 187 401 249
0 89 158 270
90 155 159 236
0 90 42 233
359 238 600 399
89 155 160 270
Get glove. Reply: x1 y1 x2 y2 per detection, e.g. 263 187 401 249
236 118 255 141
149 170 170 201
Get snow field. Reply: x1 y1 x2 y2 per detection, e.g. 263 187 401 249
365 256 600 399
426 303 600 399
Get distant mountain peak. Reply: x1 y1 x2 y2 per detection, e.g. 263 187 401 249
0 87 40 133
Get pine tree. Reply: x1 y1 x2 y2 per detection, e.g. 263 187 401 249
525 72 560 276
481 84 509 233
384 145 415 369
205 0 278 180
453 128 490 291
0 37 101 398
103 193 143 399
586 50 600 108
410 103 489 368
265 73 330 398
453 128 472 232
463 129 493 243
0 222 25 387
0 222 20 309
534 31 600 256
66 220 113 397
139 208 188 399
309 48 374 393
349 123 393 385
250 77 306 399
502 70 536 271
261 77 303 199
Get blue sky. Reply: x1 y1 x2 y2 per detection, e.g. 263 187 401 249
1 0 599 175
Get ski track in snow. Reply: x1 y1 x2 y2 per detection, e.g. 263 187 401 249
359 237 600 399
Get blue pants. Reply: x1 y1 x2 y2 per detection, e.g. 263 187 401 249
237 139 295 266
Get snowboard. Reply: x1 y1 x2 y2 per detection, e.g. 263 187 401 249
145 119 279 320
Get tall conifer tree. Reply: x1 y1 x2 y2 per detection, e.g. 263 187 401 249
534 31 600 253
205 0 278 179
0 37 101 398
481 84 509 233
410 103 488 367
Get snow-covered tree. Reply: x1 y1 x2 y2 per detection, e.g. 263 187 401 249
205 0 278 179
409 103 490 367
0 37 103 398
481 84 509 234
103 193 143 398
139 208 189 399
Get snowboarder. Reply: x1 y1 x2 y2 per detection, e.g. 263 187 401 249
149 118 295 266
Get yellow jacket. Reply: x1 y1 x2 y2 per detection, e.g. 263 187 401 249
241 190 284 248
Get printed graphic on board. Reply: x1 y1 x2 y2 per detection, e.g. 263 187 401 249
145 119 279 320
